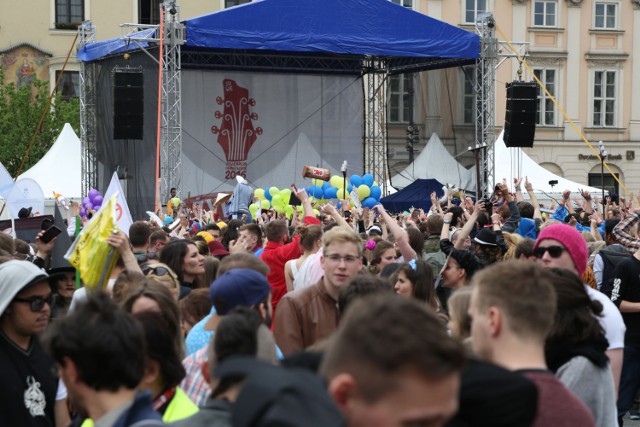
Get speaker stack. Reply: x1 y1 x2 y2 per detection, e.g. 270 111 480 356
113 71 144 140
504 82 537 148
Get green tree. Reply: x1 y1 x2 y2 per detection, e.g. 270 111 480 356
0 67 80 176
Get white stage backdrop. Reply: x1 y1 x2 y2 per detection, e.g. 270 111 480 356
181 71 364 195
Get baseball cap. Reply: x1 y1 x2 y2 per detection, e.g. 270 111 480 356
210 269 270 314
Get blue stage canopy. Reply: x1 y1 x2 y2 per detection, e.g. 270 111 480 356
380 179 444 213
77 28 156 62
78 0 479 69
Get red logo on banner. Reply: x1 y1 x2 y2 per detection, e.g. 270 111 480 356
211 79 262 180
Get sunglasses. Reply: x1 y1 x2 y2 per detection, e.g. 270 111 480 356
136 253 158 263
143 265 173 277
533 246 566 259
13 294 55 312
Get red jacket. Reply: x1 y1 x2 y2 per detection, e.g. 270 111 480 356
260 216 320 313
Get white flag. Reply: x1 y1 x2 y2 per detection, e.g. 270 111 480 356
103 172 133 235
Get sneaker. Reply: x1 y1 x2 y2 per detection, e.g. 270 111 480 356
630 411 640 420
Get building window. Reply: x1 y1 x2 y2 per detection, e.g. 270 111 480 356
55 0 83 27
594 2 617 29
533 69 556 126
461 68 474 124
391 0 413 7
593 70 616 127
389 75 411 123
588 172 619 195
225 0 251 7
138 0 160 25
465 0 488 24
533 0 557 27
56 71 79 99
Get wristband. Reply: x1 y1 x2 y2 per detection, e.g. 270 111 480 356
443 219 451 224
515 186 521 192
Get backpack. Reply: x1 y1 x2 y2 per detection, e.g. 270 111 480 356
599 244 631 297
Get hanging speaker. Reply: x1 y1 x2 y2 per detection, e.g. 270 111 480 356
113 71 144 140
504 82 537 148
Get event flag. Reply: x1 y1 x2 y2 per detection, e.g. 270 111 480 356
65 194 119 289
103 172 133 235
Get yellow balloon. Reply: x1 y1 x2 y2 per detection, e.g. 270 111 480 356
269 187 280 197
336 188 349 200
330 175 342 188
171 197 180 207
357 184 371 200
280 188 292 205
254 188 265 200
313 209 320 217
260 199 271 210
249 203 260 216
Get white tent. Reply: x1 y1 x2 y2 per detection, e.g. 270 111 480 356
18 123 82 199
390 133 476 191
493 131 603 194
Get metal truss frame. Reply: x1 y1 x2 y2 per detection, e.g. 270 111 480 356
78 21 97 196
474 13 498 198
363 58 389 195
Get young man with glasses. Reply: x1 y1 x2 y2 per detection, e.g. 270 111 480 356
533 223 625 397
274 227 363 355
0 260 68 427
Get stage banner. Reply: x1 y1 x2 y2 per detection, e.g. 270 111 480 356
181 71 363 195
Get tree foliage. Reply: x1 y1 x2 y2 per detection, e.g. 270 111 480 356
0 67 80 176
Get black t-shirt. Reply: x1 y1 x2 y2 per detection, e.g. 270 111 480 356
611 256 640 348
0 331 57 426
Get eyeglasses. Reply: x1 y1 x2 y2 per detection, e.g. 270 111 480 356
533 246 566 259
325 254 360 264
13 294 55 312
136 253 158 263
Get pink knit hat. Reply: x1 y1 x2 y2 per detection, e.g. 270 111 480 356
534 224 588 276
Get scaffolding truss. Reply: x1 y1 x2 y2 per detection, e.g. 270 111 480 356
78 21 97 196
474 13 498 197
363 58 389 195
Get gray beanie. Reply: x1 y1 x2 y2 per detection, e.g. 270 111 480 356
0 260 51 316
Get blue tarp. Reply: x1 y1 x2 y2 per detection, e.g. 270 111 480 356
77 28 156 62
186 0 479 60
78 0 479 64
380 179 444 213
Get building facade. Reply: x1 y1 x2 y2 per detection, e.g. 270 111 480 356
388 0 640 195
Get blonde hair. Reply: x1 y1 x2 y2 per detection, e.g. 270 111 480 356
322 227 362 256
502 232 523 261
145 263 180 300
448 288 472 340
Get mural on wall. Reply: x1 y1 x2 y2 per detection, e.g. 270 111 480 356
0 44 50 87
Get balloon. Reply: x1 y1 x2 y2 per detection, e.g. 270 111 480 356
272 194 283 207
357 185 371 200
274 205 284 215
88 188 100 202
171 197 180 207
324 187 338 199
373 181 379 187
347 184 353 193
85 202 94 211
280 189 292 205
296 205 304 214
322 182 332 191
311 186 324 199
93 195 103 206
285 205 294 216
254 188 265 200
350 174 363 187
93 200 102 209
363 197 378 209
336 188 348 200
82 197 91 207
249 203 260 216
269 187 280 197
313 209 320 217
260 199 271 210
264 187 273 201
370 185 382 201
362 173 374 187
329 175 343 189
311 178 324 187
80 208 86 218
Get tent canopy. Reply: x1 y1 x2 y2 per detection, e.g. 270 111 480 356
18 124 82 199
78 0 479 73
391 133 476 191
380 178 444 213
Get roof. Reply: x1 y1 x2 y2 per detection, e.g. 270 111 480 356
380 178 444 212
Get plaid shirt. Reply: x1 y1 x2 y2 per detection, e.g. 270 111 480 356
612 212 640 253
180 346 211 407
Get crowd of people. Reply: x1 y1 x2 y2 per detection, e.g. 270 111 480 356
2 176 640 426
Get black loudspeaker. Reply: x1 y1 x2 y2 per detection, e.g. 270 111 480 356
113 71 144 140
504 82 537 148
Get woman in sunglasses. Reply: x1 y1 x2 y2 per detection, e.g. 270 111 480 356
143 263 181 300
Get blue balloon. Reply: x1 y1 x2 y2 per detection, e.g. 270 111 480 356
264 187 273 201
324 187 338 199
322 181 332 191
311 186 324 199
363 197 378 209
350 174 363 187
362 173 375 187
347 184 353 193
370 185 382 201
